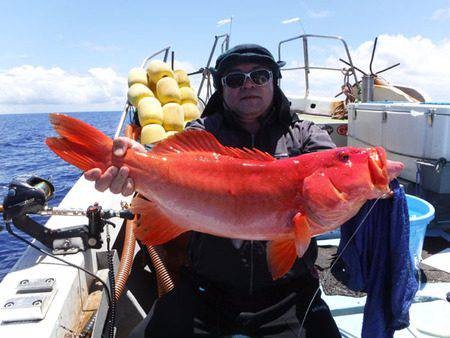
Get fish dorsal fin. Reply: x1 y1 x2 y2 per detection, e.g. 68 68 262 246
151 130 275 162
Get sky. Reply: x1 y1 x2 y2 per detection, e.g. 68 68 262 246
0 0 449 114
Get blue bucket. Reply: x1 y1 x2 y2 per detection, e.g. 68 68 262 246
406 194 435 267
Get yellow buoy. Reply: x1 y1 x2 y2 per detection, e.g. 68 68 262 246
174 69 190 87
166 130 179 137
128 68 149 87
180 87 198 105
140 124 166 144
162 103 184 131
182 102 201 122
127 83 154 107
157 77 181 105
147 60 174 87
137 97 163 126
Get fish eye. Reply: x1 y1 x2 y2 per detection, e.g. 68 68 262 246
337 151 350 162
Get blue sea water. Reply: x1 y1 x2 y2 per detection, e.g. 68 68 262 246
0 111 122 281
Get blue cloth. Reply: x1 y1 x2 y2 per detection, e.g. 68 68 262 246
336 179 418 338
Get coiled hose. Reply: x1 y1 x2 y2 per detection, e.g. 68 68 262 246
114 216 137 300
147 245 175 297
113 124 175 301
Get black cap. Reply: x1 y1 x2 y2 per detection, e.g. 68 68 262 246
210 44 286 90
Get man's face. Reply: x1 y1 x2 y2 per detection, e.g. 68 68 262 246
222 62 274 123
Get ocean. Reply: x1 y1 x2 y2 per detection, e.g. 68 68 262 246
0 111 122 281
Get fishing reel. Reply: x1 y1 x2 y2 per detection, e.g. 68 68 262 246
2 176 134 255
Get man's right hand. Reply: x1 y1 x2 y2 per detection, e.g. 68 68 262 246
84 137 146 196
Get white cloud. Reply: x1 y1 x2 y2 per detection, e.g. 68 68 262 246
217 18 232 27
0 60 202 114
282 17 300 24
0 65 127 113
431 7 450 21
280 34 450 102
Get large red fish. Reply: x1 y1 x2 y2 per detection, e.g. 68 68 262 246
46 114 404 279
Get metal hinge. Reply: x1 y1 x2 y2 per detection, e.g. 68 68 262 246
427 108 436 127
0 278 57 323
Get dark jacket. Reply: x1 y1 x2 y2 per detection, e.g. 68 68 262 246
185 87 336 296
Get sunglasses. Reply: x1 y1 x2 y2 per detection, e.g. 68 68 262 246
221 69 273 89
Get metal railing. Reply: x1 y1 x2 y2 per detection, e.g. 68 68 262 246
278 34 358 98
191 34 230 105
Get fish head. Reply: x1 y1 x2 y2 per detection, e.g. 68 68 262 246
321 146 401 200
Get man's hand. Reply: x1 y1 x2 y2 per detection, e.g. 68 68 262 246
84 137 146 196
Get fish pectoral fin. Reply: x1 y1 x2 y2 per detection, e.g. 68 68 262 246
266 213 312 280
267 239 297 280
303 171 346 210
131 195 188 246
292 213 312 257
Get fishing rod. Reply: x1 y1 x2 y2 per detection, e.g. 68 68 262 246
1 175 135 338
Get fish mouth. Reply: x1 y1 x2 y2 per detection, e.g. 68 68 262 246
368 147 390 193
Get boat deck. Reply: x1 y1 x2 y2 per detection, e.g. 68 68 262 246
316 232 450 337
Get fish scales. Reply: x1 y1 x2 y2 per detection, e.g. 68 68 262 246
125 151 299 239
46 114 404 279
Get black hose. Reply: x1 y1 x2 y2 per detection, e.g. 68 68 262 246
106 227 116 338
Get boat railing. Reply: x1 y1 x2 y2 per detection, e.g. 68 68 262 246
277 34 358 98
193 34 230 101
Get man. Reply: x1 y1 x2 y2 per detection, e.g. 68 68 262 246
86 44 341 337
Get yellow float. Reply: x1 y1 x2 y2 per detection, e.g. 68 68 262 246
127 83 154 107
128 68 149 87
147 60 174 88
137 97 163 126
182 102 201 122
166 130 179 138
174 69 190 87
162 103 184 131
180 87 198 105
140 124 167 144
157 77 181 105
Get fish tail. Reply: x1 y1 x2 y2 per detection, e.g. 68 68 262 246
46 114 113 172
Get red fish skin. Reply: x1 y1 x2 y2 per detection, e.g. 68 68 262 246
124 151 300 240
121 145 389 241
46 113 403 278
